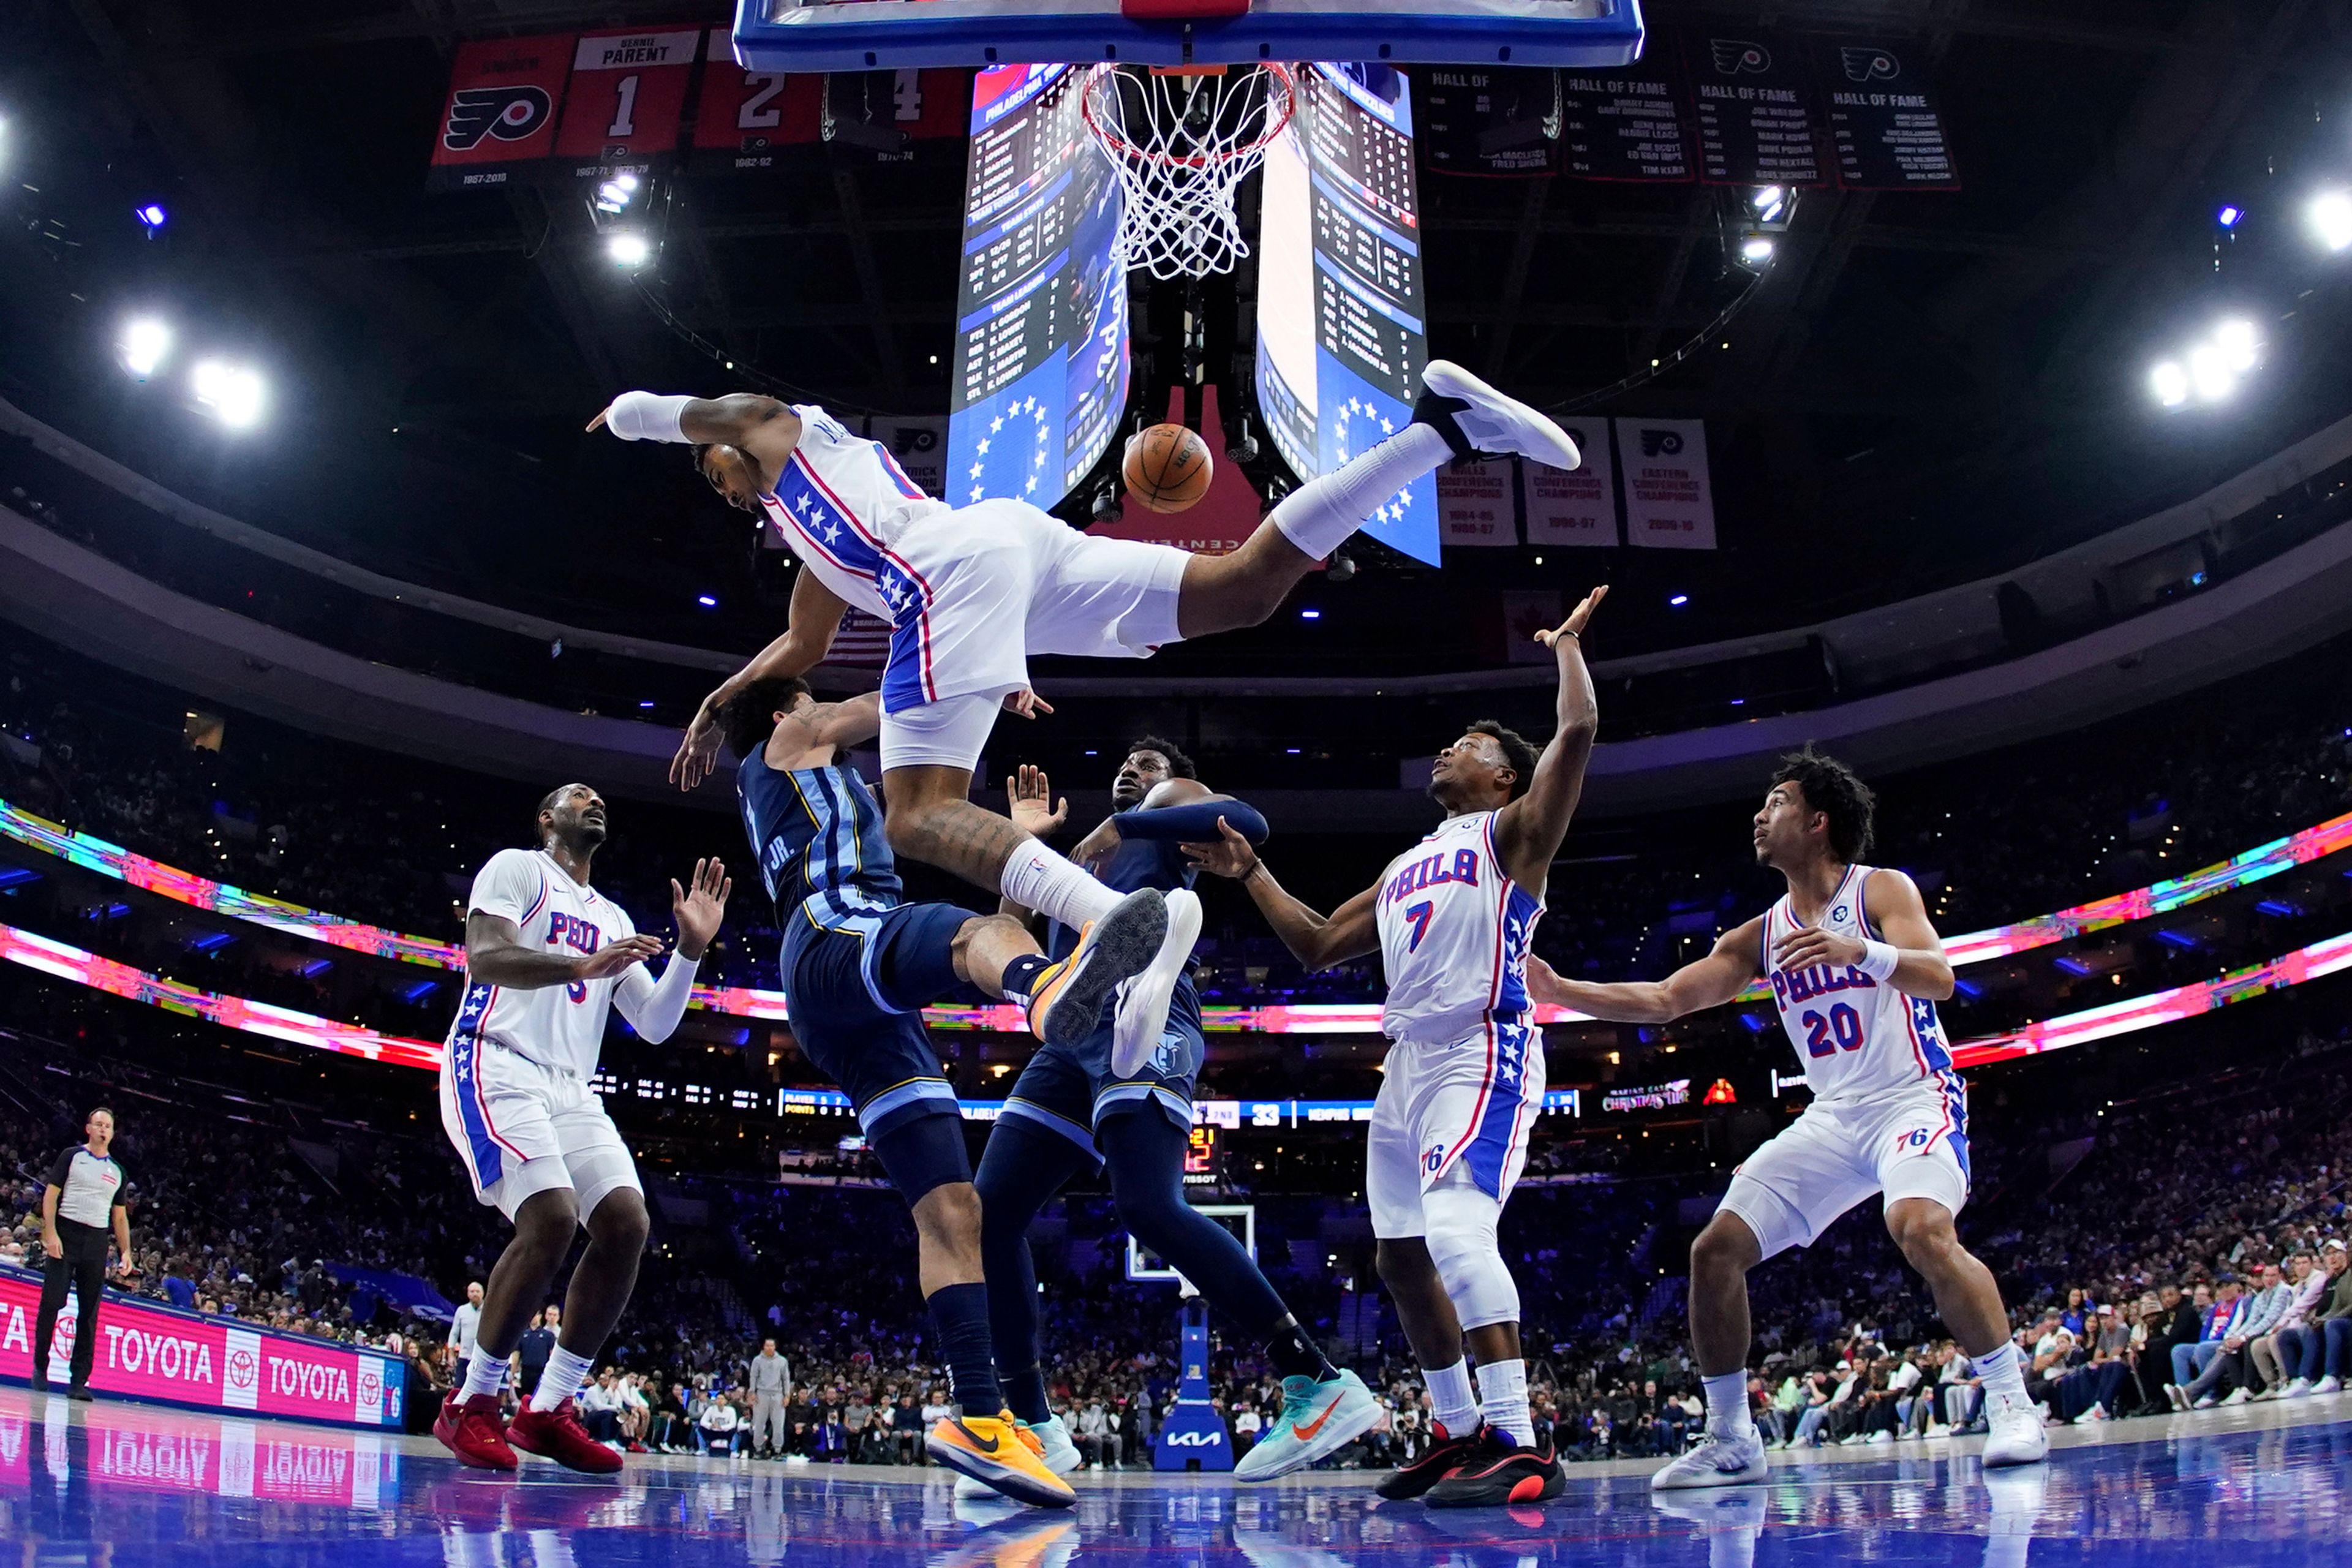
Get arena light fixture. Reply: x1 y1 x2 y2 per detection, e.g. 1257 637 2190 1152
2215 318 2260 372
2149 360 2191 407
2217 203 2244 229
1751 185 1785 222
696 593 718 608
1738 232 1776 266
607 232 650 267
190 359 266 429
1668 593 1690 607
119 317 172 380
2150 319 2260 408
135 203 167 232
594 174 639 214
2307 190 2352 252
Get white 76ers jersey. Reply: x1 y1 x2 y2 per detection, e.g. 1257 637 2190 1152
758 405 953 627
1375 811 1544 1047
1764 864 1959 1105
445 848 638 1080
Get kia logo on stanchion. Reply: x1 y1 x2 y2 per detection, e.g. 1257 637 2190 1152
1165 1430 1224 1447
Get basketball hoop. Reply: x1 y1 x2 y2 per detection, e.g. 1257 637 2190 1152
1078 62 1298 281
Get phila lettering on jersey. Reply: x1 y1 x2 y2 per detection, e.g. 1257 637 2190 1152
443 848 639 1079
1765 864 1961 1107
1374 811 1544 1047
756 404 952 634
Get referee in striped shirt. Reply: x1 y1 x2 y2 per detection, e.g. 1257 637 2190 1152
35 1107 132 1399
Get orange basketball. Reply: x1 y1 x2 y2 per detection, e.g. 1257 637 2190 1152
1123 423 1214 514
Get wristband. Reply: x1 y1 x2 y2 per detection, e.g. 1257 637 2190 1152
605 391 695 443
1855 940 1900 981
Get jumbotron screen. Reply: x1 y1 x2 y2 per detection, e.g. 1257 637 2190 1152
944 65 1129 510
1254 63 1439 564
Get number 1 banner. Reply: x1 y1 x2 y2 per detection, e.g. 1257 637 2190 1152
552 28 703 170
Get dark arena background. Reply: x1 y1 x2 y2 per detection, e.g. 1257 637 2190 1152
3 0 2352 1562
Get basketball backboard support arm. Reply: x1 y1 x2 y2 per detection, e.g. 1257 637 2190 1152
733 0 1644 73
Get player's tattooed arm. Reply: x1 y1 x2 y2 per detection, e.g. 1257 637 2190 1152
677 395 803 491
674 570 851 790
1494 584 1608 890
1183 820 1379 970
1526 913 1763 1024
1772 868 1955 1001
464 911 663 990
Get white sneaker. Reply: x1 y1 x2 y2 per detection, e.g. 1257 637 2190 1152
1417 361 1582 472
1031 888 1169 1051
2313 1375 2342 1394
1982 1402 2049 1469
2070 1403 2108 1425
1649 1430 1768 1491
1838 1434 1866 1447
2193 1394 2217 1409
2221 1389 2252 1406
2283 1378 2312 1399
2165 1385 2188 1412
1109 888 1201 1077
1925 1423 1952 1440
1866 1431 1893 1446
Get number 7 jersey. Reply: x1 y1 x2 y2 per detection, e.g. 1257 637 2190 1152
1764 863 1959 1105
1374 810 1543 1047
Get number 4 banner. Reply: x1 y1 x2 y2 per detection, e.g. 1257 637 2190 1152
552 29 703 169
692 27 821 173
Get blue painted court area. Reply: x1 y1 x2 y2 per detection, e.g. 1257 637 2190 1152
2 1386 2348 1566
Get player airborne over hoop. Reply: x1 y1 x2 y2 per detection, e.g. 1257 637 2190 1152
588 362 1581 1070
1186 586 1607 1507
1525 749 2050 1485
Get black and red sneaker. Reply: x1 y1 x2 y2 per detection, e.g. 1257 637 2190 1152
507 1399 625 1474
1423 1430 1564 1509
1376 1420 1488 1501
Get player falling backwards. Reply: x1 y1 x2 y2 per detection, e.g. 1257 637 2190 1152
589 363 1581 1071
1186 586 1607 1507
963 742 1381 1494
720 679 1180 1507
434 785 728 1473
1526 748 2049 1485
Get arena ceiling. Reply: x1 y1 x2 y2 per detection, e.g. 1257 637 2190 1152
4 0 2351 676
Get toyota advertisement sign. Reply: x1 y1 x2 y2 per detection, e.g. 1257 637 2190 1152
0 1266 402 1430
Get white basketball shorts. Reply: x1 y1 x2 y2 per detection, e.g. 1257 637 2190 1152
1365 1018 1546 1238
1717 1074 1971 1262
439 1035 641 1221
875 497 1189 772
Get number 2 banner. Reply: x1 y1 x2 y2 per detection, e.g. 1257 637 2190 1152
552 28 703 168
691 26 821 173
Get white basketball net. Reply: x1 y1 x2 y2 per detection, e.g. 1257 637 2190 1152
1079 63 1298 281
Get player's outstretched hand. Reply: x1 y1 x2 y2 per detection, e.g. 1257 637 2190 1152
673 688 729 791
1180 817 1260 880
577 932 666 981
1000 688 1054 720
1534 584 1609 648
1006 764 1068 837
1523 953 1569 1005
672 856 733 960
1771 922 1865 973
586 404 614 434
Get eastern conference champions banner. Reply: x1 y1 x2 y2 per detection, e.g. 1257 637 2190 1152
1615 417 1716 549
0 1265 404 1430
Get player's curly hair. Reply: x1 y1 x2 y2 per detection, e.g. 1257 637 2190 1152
1466 720 1539 799
1770 746 1877 861
1123 735 1197 779
721 677 814 761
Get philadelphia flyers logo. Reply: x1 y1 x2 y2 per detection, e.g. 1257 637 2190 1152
1841 47 1901 83
444 86 554 151
1710 39 1771 75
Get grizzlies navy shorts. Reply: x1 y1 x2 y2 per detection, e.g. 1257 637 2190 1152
1000 979 1203 1161
780 897 980 1139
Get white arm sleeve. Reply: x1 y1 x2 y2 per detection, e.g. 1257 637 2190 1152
604 391 695 443
613 952 701 1044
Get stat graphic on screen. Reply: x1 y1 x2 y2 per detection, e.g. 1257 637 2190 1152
946 66 1129 511
1255 64 1438 565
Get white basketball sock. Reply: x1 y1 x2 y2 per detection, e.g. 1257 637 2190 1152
1972 1341 2031 1412
461 1352 508 1401
1270 423 1450 559
1476 1357 1534 1447
530 1344 597 1412
1423 1359 1480 1439
1000 838 1123 930
1704 1370 1755 1438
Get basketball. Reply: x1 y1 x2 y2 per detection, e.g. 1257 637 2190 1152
1123 423 1214 513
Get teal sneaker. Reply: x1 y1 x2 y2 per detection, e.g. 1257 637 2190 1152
1234 1370 1382 1482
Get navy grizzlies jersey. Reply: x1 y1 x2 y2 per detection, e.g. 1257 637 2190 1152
737 750 903 919
1047 835 1193 962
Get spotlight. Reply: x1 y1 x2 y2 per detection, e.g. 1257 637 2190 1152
2215 318 2259 372
135 203 167 232
1750 185 1786 222
607 232 650 267
2187 342 2233 402
2217 204 2244 229
2150 320 2261 408
1298 608 1321 620
2149 361 2190 407
1738 232 1776 265
696 594 718 608
119 317 172 380
1668 593 1690 607
190 360 265 429
2307 190 2352 252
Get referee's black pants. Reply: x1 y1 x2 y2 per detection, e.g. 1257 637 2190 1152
34 1218 107 1388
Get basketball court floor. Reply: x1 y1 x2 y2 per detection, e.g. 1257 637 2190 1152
2 1384 2343 1565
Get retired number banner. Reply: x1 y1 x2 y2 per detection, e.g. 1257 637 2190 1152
427 34 573 190
690 26 821 173
553 28 703 171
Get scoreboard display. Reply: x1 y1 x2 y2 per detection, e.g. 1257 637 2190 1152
944 65 1129 511
1254 64 1439 565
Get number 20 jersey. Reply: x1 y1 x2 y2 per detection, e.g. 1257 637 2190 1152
1763 863 1959 1105
1374 810 1543 1047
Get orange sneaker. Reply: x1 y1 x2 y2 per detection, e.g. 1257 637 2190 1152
926 1412 1076 1507
1023 888 1166 1049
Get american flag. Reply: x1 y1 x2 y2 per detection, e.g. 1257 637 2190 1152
828 610 891 668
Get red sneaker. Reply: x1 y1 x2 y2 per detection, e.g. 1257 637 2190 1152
507 1400 625 1474
434 1393 518 1471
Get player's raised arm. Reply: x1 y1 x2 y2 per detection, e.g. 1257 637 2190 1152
1773 867 1955 1001
1493 585 1607 888
465 911 663 990
1184 818 1378 972
614 858 733 1044
590 392 804 491
1526 914 1764 1025
674 568 851 790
